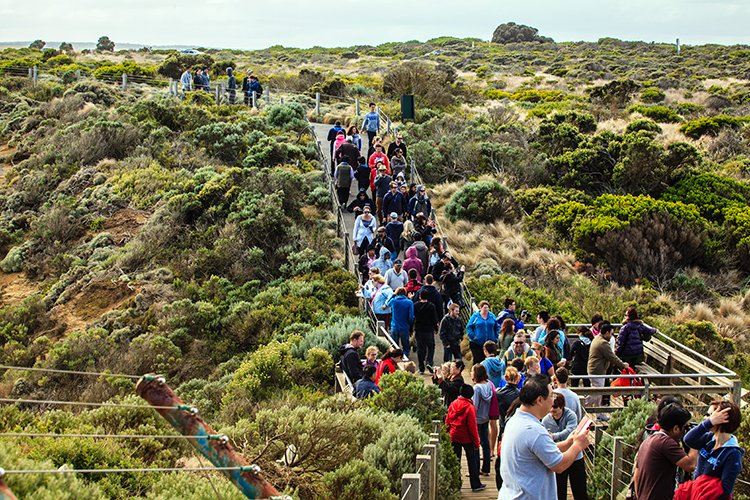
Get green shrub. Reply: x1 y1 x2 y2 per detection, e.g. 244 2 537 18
723 206 750 271
625 119 662 136
363 422 430 492
93 61 156 81
194 122 247 162
371 371 445 426
65 80 117 105
662 173 750 221
145 473 243 499
679 115 750 139
665 320 735 361
157 53 216 79
444 180 519 223
628 104 682 123
551 194 711 283
322 460 395 500
640 87 666 103
222 340 294 407
265 101 307 131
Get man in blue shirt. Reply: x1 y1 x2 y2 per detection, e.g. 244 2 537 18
500 375 590 500
361 102 380 152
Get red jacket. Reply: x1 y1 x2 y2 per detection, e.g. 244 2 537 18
375 358 398 386
674 475 726 500
368 152 390 170
445 396 480 448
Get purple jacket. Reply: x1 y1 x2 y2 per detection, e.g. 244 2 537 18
615 321 656 358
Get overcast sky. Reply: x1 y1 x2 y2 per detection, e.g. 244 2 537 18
1 0 749 49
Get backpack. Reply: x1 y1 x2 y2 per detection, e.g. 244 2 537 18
256 83 263 96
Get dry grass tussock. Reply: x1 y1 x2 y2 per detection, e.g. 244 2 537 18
430 180 575 278
597 118 628 135
672 297 750 342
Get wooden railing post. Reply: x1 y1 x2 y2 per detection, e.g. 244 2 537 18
611 436 624 500
415 454 431 500
401 474 420 500
136 375 280 498
431 419 442 434
0 476 18 500
426 441 439 500
732 380 742 404
121 73 127 92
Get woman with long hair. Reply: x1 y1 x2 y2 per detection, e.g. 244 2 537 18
471 363 494 476
530 342 555 377
545 330 565 368
375 347 403 385
498 318 516 352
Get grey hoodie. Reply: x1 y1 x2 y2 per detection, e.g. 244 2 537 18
472 382 495 424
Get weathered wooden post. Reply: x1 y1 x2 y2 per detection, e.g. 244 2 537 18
75 69 81 80
251 90 257 108
215 86 220 105
315 92 321 117
611 436 624 500
425 441 438 500
136 375 280 498
732 380 742 405
32 65 38 85
401 474 420 500
265 86 270 104
355 97 360 117
0 475 18 500
121 73 127 92
415 454 431 500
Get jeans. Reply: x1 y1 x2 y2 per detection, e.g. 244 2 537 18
415 330 435 372
590 377 605 416
366 130 376 152
443 343 462 362
477 421 490 473
393 330 410 357
556 457 588 500
452 442 482 490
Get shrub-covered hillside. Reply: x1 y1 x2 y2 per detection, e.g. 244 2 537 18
0 66 460 498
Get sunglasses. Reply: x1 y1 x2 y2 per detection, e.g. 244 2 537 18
514 341 525 345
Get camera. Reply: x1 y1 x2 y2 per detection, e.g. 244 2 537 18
426 365 435 374
520 310 530 320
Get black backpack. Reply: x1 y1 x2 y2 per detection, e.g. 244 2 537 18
256 83 263 96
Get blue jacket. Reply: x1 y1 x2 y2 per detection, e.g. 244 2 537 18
373 247 393 276
354 378 381 398
382 191 406 216
684 419 745 497
372 284 394 315
482 356 505 389
466 311 499 345
362 111 380 133
388 294 414 333
495 309 525 332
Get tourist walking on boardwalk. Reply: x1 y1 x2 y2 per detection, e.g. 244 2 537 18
372 247 393 276
362 102 380 151
384 259 408 290
355 156 371 193
382 182 407 225
334 160 354 206
387 287 414 356
502 333 531 368
494 366 522 489
439 303 463 362
681 401 744 500
403 246 424 281
419 274 443 321
384 213 403 261
373 164 392 223
499 375 590 500
542 392 588 500
445 384 485 492
327 120 344 166
226 67 236 104
390 147 407 179
495 298 526 332
466 301 499 364
472 363 495 477
369 227 397 260
553 367 581 422
347 189 372 217
413 289 439 373
387 132 408 158
407 185 432 220
335 136 360 171
498 318 516 353
352 205 377 255
531 310 550 343
347 125 363 151
371 275 394 330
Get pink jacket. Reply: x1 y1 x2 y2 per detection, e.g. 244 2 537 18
403 246 424 280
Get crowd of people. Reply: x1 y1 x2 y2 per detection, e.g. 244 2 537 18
329 118 743 499
179 66 262 106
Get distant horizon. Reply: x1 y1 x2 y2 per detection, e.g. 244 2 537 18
2 34 749 53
